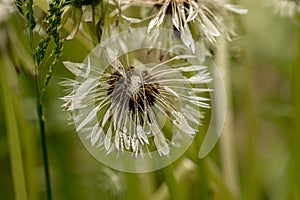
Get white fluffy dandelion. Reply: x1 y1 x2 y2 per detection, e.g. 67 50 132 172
146 0 247 48
61 52 211 158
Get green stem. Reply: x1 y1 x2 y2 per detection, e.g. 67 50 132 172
26 1 52 199
36 93 52 200
151 159 196 200
195 126 210 199
16 103 39 200
289 14 300 200
236 14 260 200
198 159 209 200
31 28 52 200
162 165 181 200
216 38 240 199
0 56 28 200
206 159 236 200
125 173 141 200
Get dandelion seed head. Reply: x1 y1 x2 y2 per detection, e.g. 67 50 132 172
144 0 247 50
62 56 210 158
60 28 217 172
107 66 164 120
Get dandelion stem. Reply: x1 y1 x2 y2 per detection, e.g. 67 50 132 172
195 126 210 199
125 173 141 200
198 159 209 199
162 164 181 200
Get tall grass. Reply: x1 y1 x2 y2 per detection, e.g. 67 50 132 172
0 56 28 200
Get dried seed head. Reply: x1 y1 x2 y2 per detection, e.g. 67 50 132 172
61 56 210 157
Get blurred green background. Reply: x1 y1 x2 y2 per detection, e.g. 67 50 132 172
0 0 299 200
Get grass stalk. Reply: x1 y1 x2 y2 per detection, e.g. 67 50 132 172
15 104 39 200
35 88 52 200
26 1 52 199
216 38 240 199
0 56 28 200
289 14 300 200
237 16 260 200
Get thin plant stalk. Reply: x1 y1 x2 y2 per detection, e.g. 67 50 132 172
195 126 209 199
237 13 260 200
35 83 52 200
16 104 39 200
162 164 181 200
206 158 236 200
289 14 300 200
0 56 28 200
138 173 156 200
26 1 52 199
198 159 209 199
151 159 196 200
231 3 263 193
125 173 141 200
216 38 240 199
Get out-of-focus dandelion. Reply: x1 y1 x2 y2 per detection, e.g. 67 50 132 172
60 0 106 40
96 167 126 200
61 0 141 41
268 0 300 18
142 0 247 50
0 0 35 75
0 1 13 51
61 52 211 158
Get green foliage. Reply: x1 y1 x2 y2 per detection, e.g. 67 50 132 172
25 0 36 30
34 0 64 95
15 0 24 14
41 1 64 94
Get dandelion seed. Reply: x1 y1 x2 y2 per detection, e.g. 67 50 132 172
61 53 211 158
